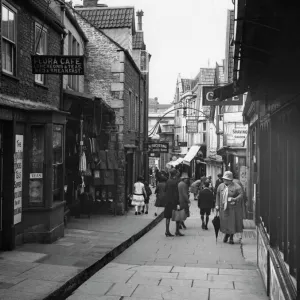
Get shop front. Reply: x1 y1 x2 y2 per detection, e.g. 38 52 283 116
0 96 67 250
63 90 118 217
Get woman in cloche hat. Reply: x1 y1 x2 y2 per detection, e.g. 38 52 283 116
215 171 244 244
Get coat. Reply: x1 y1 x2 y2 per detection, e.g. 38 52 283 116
155 182 167 207
178 181 190 218
190 180 201 194
198 188 214 209
216 182 244 234
164 178 180 219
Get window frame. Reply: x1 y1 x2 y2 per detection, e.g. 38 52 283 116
34 22 48 85
128 90 132 130
1 2 17 75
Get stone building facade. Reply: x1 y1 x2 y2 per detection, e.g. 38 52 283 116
73 3 148 211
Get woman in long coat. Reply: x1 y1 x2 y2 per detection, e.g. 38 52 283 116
216 171 243 244
154 176 167 217
164 169 180 237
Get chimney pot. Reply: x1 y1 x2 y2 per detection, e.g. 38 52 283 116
83 0 98 7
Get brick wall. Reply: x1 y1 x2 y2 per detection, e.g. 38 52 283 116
1 2 61 108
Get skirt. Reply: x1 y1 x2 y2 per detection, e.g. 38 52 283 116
131 194 145 207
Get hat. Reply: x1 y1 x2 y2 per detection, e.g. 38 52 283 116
180 172 189 179
222 171 233 181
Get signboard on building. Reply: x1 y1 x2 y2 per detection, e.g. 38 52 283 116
224 123 248 147
14 135 23 225
32 55 84 75
186 120 198 133
148 142 169 153
178 141 187 147
202 86 243 106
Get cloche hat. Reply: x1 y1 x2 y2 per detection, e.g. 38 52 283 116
222 171 233 181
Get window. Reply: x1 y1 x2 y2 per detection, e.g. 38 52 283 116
68 32 80 91
199 122 206 144
35 23 47 84
2 4 16 75
29 126 45 205
135 96 139 130
53 125 63 201
128 91 132 129
140 100 143 133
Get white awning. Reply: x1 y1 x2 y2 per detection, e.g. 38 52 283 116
183 145 201 166
166 157 183 168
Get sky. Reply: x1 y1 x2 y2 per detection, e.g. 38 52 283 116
73 0 234 104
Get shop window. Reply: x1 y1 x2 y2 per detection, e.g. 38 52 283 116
128 91 132 130
2 3 16 75
29 126 45 205
53 125 63 201
35 23 47 84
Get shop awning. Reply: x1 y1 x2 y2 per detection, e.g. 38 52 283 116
183 145 200 166
166 157 183 168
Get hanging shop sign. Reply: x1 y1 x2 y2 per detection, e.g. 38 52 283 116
14 135 23 225
148 142 169 153
178 142 187 147
186 120 198 133
202 86 243 106
31 55 84 75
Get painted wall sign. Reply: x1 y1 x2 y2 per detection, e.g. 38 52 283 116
202 86 243 106
148 143 169 153
30 173 43 179
224 123 248 147
14 135 23 225
32 55 84 75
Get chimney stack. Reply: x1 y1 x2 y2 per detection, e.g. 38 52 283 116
136 10 144 31
83 0 98 7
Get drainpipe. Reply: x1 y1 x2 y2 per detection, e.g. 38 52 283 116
60 3 67 111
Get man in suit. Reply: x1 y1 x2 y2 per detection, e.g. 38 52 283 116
198 181 214 230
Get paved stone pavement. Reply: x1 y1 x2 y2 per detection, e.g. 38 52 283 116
67 199 267 300
0 189 163 300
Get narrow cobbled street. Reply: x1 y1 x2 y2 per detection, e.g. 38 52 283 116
67 196 267 300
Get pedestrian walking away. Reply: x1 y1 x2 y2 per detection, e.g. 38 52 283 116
154 176 167 216
142 181 152 214
163 168 180 237
198 181 214 230
177 172 191 233
215 171 244 244
190 179 202 201
132 176 146 215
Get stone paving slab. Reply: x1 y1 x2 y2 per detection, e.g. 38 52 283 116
66 200 268 300
0 191 163 300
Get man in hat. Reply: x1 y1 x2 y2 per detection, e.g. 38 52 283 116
177 172 191 232
215 171 244 244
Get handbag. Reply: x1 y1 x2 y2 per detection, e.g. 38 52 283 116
172 209 186 222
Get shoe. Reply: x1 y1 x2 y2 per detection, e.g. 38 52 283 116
201 223 205 230
165 232 174 237
145 211 148 214
154 213 157 216
223 234 229 243
182 223 187 229
179 225 183 229
175 232 184 236
229 239 234 244
138 212 141 215
135 212 137 215
205 225 208 230
141 210 144 214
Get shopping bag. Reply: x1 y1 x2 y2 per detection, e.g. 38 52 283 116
172 209 186 222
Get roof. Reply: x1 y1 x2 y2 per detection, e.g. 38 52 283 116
28 0 64 33
133 32 145 50
76 7 135 31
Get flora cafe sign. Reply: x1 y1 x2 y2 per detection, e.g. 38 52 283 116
31 55 84 75
202 86 243 106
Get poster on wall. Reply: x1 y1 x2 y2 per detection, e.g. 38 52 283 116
224 123 248 147
14 135 23 225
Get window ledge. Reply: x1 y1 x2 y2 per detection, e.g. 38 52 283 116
34 82 49 90
2 71 20 82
